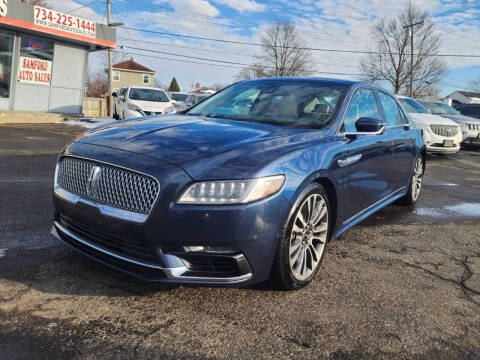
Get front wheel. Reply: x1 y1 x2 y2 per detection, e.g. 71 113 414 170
399 155 424 206
270 184 330 290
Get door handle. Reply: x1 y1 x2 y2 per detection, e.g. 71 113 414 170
338 154 362 167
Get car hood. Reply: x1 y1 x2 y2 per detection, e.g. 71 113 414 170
434 113 480 124
129 100 172 112
409 113 459 126
76 115 319 178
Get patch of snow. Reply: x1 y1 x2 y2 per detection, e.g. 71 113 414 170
61 117 116 129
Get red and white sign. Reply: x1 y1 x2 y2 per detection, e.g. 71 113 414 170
17 56 52 85
34 6 96 39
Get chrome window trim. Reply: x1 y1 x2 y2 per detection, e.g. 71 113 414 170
52 222 253 283
54 155 161 223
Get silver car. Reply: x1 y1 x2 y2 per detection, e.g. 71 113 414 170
418 100 480 144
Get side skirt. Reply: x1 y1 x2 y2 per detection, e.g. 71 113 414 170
332 187 406 239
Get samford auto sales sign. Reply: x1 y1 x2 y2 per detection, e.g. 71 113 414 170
34 6 96 38
17 56 52 85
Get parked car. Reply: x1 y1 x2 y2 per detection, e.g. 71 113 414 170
169 91 191 112
184 93 210 107
113 86 175 120
454 103 480 120
52 78 425 290
417 99 480 144
397 95 462 154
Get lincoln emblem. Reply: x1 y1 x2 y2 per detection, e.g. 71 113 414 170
86 166 101 197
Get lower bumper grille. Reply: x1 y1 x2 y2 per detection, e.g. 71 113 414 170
57 214 157 264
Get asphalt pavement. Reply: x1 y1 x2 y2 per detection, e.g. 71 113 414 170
0 123 479 360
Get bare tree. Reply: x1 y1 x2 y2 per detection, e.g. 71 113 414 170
85 71 107 98
468 77 480 92
360 2 446 98
236 21 315 80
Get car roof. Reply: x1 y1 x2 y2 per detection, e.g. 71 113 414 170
128 86 165 90
456 103 480 107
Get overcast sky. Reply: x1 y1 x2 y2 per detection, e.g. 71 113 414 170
45 0 480 96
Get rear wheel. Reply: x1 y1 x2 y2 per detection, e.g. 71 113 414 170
399 155 424 206
270 184 330 290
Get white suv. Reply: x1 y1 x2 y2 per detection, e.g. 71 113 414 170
113 86 175 120
397 95 462 154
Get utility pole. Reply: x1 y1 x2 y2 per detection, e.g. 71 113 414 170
106 0 123 118
403 21 424 98
107 0 113 117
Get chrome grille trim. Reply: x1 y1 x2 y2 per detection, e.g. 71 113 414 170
56 156 160 218
467 123 480 130
430 124 458 137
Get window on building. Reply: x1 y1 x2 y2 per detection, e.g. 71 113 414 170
113 71 120 81
143 73 150 84
0 31 14 99
20 35 54 61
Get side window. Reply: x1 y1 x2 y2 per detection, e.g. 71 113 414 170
378 92 405 126
343 89 381 132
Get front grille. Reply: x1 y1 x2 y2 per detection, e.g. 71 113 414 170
57 157 160 215
58 214 157 264
468 123 480 130
430 125 458 137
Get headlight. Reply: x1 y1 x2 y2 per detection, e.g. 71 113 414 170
177 175 285 205
163 105 175 114
127 102 143 113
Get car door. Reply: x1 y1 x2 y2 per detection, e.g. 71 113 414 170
377 91 415 191
336 88 395 225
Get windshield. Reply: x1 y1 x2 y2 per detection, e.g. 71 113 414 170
172 93 189 102
186 81 347 129
418 100 459 115
129 88 169 102
398 98 430 114
196 94 210 102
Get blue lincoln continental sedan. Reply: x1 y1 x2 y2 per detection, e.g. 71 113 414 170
51 78 425 290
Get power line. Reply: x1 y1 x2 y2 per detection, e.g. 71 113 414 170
120 27 480 58
65 0 100 14
117 37 359 68
117 45 364 76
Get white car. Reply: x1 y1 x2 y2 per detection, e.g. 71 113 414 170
169 92 191 112
397 95 462 154
113 86 175 120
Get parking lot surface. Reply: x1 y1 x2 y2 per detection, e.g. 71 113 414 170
1 123 479 360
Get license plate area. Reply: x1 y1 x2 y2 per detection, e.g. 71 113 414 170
443 140 454 147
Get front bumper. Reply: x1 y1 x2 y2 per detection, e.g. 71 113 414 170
462 129 480 142
423 131 461 154
52 146 292 286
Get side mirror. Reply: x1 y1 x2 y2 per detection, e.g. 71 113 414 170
355 117 386 134
112 92 118 97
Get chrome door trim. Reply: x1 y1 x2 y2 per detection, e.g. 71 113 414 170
343 187 406 225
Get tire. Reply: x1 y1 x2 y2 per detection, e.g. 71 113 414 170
398 155 424 206
113 106 119 120
270 183 331 290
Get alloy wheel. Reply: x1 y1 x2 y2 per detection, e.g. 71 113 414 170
412 158 423 201
289 193 328 281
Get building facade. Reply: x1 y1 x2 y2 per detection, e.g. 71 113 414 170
110 58 156 91
0 0 115 113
